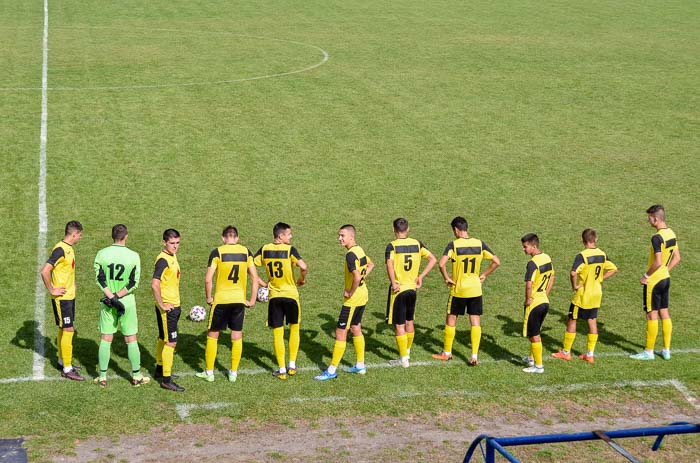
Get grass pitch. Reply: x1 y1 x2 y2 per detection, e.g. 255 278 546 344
1 0 699 460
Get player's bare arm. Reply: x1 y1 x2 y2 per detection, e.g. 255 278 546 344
40 263 66 296
344 269 362 299
151 278 173 311
296 259 308 286
204 266 216 305
438 254 454 286
246 264 259 307
416 252 437 288
386 259 400 293
479 255 500 284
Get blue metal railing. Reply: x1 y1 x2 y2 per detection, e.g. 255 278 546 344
463 422 699 463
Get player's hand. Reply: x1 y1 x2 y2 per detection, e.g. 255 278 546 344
479 274 487 283
111 296 126 317
343 290 351 298
50 287 66 297
640 275 648 285
415 277 423 289
392 281 401 293
245 298 256 308
444 277 455 287
162 303 174 312
297 278 306 287
206 296 214 306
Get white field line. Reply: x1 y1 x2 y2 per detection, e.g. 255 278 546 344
32 0 50 381
530 379 699 410
175 402 235 421
0 27 329 92
4 348 699 385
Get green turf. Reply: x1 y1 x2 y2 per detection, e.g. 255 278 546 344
1 0 699 459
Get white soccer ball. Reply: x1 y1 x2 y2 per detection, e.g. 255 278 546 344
189 305 206 322
257 286 269 303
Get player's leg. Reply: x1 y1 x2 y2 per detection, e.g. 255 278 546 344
317 306 351 380
433 296 461 360
349 306 367 373
632 282 660 360
404 290 417 357
524 304 547 373
582 315 598 363
96 302 117 385
658 279 672 359
467 297 483 365
553 304 577 360
287 299 301 374
268 299 287 379
56 300 83 380
229 304 245 382
160 307 183 391
119 299 146 385
197 304 225 381
154 305 166 378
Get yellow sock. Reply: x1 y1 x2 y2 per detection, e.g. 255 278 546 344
273 327 286 369
162 345 174 377
532 341 543 367
205 336 218 372
155 338 165 365
353 335 365 364
331 340 347 367
289 323 300 363
587 334 598 354
61 330 74 368
231 338 243 372
645 319 659 351
395 334 408 358
563 331 576 353
443 325 456 354
57 329 63 363
662 318 672 350
406 331 415 351
471 326 482 356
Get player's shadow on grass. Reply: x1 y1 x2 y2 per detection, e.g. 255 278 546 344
106 338 154 381
175 333 202 373
551 311 644 353
412 323 442 356
299 327 331 370
495 314 559 362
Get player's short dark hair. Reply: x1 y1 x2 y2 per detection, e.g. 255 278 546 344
451 216 468 232
393 218 409 233
646 204 666 220
163 228 180 241
340 224 356 233
581 228 597 244
521 233 539 247
222 225 238 238
112 224 128 241
273 222 291 239
65 220 83 235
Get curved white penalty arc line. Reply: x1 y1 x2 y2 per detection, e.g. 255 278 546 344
0 28 329 92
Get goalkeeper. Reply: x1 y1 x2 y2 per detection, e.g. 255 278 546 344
93 224 149 387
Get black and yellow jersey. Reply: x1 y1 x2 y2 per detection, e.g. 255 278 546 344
254 243 302 301
345 245 372 306
525 253 554 308
208 244 254 305
385 238 432 292
648 228 678 282
571 248 617 309
46 241 76 300
153 251 180 306
443 237 495 298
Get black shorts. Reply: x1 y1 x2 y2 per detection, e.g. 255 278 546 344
386 289 416 325
155 305 181 343
568 304 598 320
448 295 483 316
52 299 75 328
644 278 670 312
268 297 299 328
209 303 245 332
525 303 548 338
337 305 366 329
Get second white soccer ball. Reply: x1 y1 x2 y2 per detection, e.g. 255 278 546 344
189 305 206 322
257 286 269 303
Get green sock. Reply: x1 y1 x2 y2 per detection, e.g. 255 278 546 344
98 340 112 377
127 341 141 373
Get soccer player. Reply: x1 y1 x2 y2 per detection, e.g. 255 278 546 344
385 218 436 368
152 229 184 392
432 216 499 366
631 205 681 361
93 224 149 386
40 220 84 381
254 222 308 380
520 233 554 374
315 225 375 380
552 229 617 364
196 226 259 383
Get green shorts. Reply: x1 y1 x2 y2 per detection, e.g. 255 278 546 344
99 297 138 336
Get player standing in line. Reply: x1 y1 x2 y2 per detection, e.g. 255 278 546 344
196 226 259 383
552 229 617 364
93 224 149 386
152 229 184 392
520 233 554 374
432 216 499 366
631 205 680 361
40 220 84 381
385 218 436 368
315 224 375 380
254 223 308 380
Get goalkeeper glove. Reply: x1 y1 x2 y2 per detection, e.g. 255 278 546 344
110 296 126 317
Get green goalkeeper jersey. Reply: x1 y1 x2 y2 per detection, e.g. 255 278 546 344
94 244 141 302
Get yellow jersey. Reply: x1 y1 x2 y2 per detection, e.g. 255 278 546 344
648 228 678 283
385 238 432 292
443 237 495 298
525 253 554 308
254 243 302 301
208 244 254 305
153 251 180 306
46 241 76 301
571 248 617 309
344 245 372 306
